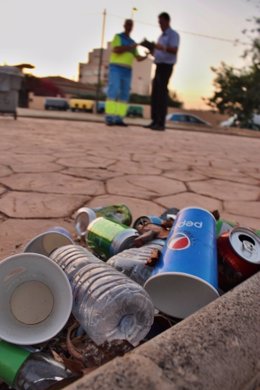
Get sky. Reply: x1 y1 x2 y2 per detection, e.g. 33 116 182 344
0 0 259 109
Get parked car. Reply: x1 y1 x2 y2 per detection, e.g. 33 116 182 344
127 105 143 118
97 101 105 114
220 114 260 130
166 113 211 126
69 98 94 113
44 97 69 111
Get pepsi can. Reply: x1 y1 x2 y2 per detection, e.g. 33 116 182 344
144 207 219 319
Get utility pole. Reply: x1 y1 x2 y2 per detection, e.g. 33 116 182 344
95 9 106 113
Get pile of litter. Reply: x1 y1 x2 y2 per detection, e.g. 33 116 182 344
0 204 259 390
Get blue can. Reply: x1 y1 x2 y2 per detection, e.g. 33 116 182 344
144 207 219 319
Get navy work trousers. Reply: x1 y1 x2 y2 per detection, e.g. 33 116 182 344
151 63 173 127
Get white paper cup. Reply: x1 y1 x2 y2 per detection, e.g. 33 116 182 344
24 231 74 257
0 253 73 345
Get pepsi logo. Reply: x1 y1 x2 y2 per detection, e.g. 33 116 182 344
167 233 190 250
176 220 203 228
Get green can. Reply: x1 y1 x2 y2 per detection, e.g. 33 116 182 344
216 219 235 237
75 204 132 237
86 217 139 260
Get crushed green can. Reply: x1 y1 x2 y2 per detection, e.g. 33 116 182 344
86 217 139 260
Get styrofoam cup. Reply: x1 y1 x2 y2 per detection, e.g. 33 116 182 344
0 253 73 345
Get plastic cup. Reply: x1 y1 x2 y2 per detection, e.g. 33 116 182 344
0 253 73 345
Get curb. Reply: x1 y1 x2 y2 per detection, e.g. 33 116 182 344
17 112 260 139
65 272 260 390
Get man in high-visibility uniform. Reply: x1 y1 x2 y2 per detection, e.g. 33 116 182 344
105 19 147 126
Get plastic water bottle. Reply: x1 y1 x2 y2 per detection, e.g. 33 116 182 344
50 244 100 278
50 245 154 346
107 241 165 286
0 340 76 390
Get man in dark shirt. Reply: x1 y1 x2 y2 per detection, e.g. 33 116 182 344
144 12 180 131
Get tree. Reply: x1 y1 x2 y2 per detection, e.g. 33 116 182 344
168 90 183 108
206 17 260 129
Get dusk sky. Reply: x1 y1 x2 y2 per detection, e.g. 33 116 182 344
1 0 258 108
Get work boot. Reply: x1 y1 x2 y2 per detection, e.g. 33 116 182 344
115 120 128 127
151 124 165 131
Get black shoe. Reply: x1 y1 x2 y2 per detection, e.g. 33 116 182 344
143 122 156 128
151 124 165 131
115 121 128 127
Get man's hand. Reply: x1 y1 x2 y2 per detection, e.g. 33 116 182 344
113 43 137 54
155 43 166 51
136 51 150 62
154 43 178 54
129 43 137 53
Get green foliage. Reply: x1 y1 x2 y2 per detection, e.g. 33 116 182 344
168 91 183 108
206 17 260 128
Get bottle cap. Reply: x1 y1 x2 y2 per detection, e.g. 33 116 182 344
0 341 30 385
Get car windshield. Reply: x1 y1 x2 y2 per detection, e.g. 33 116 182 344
188 116 203 124
172 114 186 122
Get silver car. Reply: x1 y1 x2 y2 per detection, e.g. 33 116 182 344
166 113 211 126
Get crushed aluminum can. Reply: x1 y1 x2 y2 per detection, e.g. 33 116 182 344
86 217 139 260
133 215 163 230
74 204 132 238
159 207 179 221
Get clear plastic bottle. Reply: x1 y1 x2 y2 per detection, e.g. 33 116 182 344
50 245 154 347
0 341 76 390
50 244 100 280
107 241 165 286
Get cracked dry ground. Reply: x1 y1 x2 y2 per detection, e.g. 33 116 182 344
0 117 260 259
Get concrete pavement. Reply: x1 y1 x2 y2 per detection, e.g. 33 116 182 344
17 107 260 138
0 115 260 258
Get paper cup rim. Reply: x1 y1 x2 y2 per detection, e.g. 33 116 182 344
23 231 74 256
0 253 73 345
144 272 219 319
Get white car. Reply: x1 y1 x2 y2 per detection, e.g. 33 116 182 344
220 114 260 129
166 113 212 127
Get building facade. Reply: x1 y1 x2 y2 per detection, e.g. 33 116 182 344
79 43 153 96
